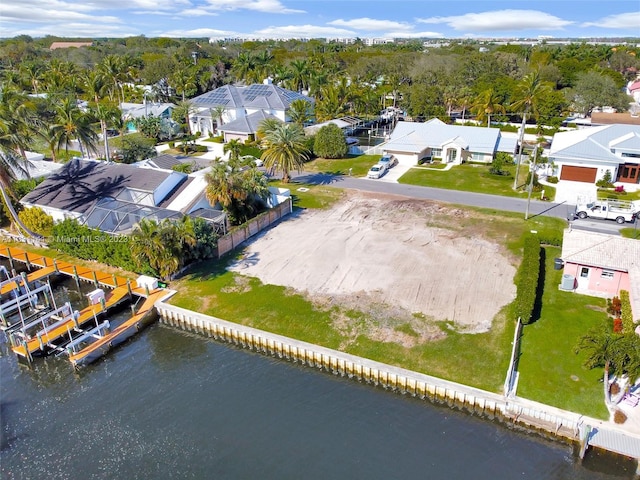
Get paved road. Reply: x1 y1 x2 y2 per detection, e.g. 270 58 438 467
292 171 629 236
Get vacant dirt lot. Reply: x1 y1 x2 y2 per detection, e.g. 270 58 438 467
228 191 517 340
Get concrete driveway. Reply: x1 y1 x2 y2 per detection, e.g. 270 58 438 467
373 164 413 183
552 180 597 205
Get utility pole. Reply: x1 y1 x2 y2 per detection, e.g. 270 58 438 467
525 146 539 220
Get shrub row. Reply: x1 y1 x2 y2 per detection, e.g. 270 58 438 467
620 290 635 334
515 235 541 324
50 219 144 273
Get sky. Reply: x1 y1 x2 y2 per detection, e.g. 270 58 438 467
1 0 639 40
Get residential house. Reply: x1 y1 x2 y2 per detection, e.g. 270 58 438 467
217 111 279 143
382 119 516 166
120 102 178 135
20 159 226 235
560 228 640 319
188 81 313 139
548 124 640 187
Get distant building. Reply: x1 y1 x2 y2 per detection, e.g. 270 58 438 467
49 42 92 50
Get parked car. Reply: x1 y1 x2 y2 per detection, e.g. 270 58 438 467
379 154 397 169
367 163 387 179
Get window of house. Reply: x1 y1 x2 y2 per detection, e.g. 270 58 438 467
601 270 615 279
431 148 442 157
580 267 589 278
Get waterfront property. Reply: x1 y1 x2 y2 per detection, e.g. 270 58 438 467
20 158 228 235
381 118 517 166
560 228 640 318
0 244 167 366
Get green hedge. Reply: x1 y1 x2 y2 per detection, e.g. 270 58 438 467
515 235 541 324
50 219 148 274
620 290 634 334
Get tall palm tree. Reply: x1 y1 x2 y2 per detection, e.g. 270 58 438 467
170 65 197 101
50 97 99 160
0 87 37 175
577 324 625 404
289 59 310 93
260 122 309 183
209 106 226 134
511 71 553 188
231 52 255 84
471 88 505 128
205 156 269 224
223 139 242 161
91 102 121 161
288 98 312 126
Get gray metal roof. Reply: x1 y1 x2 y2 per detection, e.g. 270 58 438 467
385 119 501 155
21 159 173 214
219 111 278 135
549 124 640 165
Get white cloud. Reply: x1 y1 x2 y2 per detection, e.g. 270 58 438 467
329 17 413 32
254 24 355 38
160 28 235 38
582 12 640 29
203 0 304 14
417 10 573 32
175 8 219 17
2 4 121 24
4 21 137 38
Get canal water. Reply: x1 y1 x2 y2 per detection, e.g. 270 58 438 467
1 314 635 479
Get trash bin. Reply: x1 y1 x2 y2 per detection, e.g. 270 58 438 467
554 258 564 270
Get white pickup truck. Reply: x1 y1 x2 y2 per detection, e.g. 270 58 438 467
575 200 637 224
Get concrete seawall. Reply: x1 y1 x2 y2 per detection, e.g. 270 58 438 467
155 301 596 448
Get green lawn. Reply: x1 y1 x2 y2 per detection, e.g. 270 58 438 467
304 154 382 177
269 180 344 210
170 255 515 392
399 163 557 200
169 207 567 393
517 246 609 419
620 227 640 240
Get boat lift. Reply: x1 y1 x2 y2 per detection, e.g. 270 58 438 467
0 282 50 328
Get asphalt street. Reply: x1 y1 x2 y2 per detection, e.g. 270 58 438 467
292 171 632 236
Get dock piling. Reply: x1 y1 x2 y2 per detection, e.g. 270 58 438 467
72 266 80 289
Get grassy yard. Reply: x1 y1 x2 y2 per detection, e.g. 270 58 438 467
269 180 344 210
517 246 609 419
169 207 567 393
304 154 382 177
399 163 557 200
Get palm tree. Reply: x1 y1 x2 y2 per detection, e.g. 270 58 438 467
289 59 310 92
205 156 269 225
209 106 226 134
223 139 242 162
471 88 505 127
0 87 37 175
231 52 255 84
19 62 44 95
172 100 197 136
170 65 197 101
288 98 312 126
511 71 553 188
91 102 121 161
50 97 99 160
577 324 625 404
260 122 309 183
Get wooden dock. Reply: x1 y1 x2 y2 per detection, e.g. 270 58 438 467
0 245 136 291
0 244 159 362
0 267 57 296
68 289 167 368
